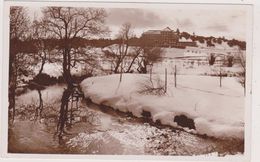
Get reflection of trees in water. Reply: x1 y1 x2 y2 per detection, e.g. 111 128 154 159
56 85 84 141
14 84 88 144
34 89 44 121
56 87 72 139
15 88 46 121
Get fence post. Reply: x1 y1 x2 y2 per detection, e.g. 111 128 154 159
219 66 222 87
120 71 122 82
174 65 177 88
120 62 123 82
165 68 167 93
150 65 152 82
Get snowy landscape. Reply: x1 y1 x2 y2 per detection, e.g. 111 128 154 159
8 4 248 156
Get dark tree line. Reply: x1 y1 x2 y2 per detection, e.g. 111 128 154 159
178 31 246 50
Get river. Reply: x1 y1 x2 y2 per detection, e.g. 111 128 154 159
8 85 243 156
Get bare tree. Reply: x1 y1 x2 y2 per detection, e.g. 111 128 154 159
126 46 142 73
102 22 135 74
9 6 30 121
41 7 107 138
41 7 107 87
10 7 29 40
31 19 53 76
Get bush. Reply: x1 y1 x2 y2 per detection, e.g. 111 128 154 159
138 77 165 96
227 55 234 67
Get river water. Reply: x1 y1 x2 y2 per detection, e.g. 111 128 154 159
8 85 243 156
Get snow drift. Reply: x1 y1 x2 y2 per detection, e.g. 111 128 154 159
80 74 244 139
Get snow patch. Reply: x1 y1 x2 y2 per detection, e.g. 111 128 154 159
80 74 244 139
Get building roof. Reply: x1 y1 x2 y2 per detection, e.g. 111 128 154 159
143 27 175 35
143 30 161 35
162 27 172 31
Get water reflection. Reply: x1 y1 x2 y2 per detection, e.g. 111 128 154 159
10 85 244 155
34 89 43 121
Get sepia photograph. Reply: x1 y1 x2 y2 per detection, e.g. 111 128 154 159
2 1 253 159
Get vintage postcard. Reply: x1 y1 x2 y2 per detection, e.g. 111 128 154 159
0 0 254 161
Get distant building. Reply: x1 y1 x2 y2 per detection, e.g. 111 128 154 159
141 27 197 48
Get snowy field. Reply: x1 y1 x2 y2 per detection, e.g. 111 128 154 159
29 46 244 79
80 74 244 139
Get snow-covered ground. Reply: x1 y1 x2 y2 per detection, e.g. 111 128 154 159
80 74 244 139
28 45 244 81
33 62 93 78
153 62 243 76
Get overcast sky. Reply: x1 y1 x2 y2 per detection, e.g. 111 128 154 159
28 5 249 41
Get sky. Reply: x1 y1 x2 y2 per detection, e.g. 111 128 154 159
27 4 249 41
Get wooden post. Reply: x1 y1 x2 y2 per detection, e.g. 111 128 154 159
120 61 123 82
120 70 122 82
150 65 152 82
174 65 177 88
219 66 222 87
165 68 167 93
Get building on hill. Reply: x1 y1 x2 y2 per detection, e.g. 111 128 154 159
141 27 197 48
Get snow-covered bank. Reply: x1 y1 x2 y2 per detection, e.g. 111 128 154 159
80 74 244 139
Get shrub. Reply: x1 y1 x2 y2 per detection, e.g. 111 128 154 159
138 77 165 96
227 55 234 67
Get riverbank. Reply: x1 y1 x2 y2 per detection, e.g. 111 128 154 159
8 80 244 155
80 73 245 139
9 91 244 155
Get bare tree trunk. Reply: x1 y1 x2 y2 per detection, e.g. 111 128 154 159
114 58 121 73
37 51 47 76
62 46 73 88
9 55 17 123
126 54 139 73
10 86 16 122
120 60 123 82
144 59 148 74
